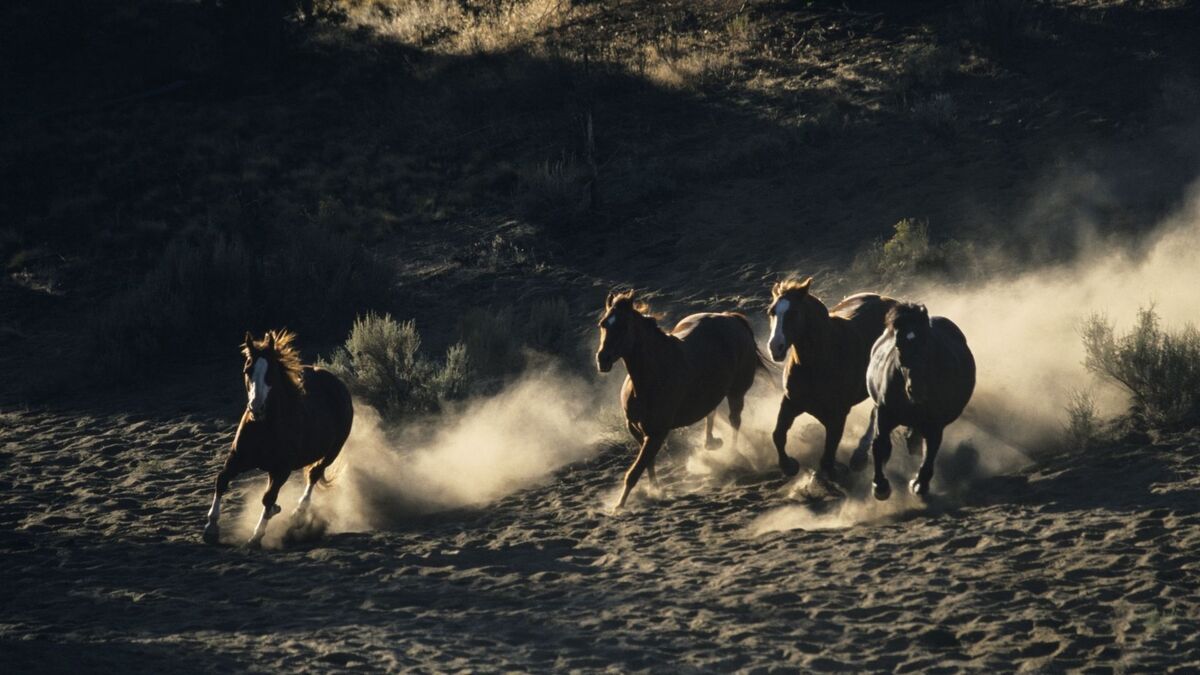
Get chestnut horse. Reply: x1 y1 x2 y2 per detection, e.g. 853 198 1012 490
766 277 898 480
203 330 354 546
855 302 976 500
596 290 766 510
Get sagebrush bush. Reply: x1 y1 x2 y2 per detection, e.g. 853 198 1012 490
525 297 573 355
323 312 470 418
1082 306 1200 430
853 218 973 286
458 306 525 380
89 224 383 379
1063 389 1101 451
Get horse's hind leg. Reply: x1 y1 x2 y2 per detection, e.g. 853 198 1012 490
849 407 876 472
726 393 745 451
294 460 330 517
249 469 289 546
704 412 723 450
905 427 925 456
911 427 943 497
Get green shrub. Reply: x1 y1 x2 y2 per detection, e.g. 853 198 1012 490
853 218 973 287
1081 306 1200 430
323 312 471 418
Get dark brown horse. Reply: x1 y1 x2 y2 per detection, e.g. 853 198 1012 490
766 278 898 480
203 330 354 546
856 302 976 500
596 290 766 510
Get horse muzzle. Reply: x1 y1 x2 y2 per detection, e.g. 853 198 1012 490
596 353 614 373
768 340 787 362
246 405 265 421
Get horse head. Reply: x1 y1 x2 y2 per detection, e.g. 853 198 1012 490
767 277 823 362
241 329 304 420
887 303 933 405
596 290 655 373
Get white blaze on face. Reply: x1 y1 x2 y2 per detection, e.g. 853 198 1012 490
906 331 916 341
769 299 790 353
248 357 270 412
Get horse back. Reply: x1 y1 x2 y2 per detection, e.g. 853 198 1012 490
300 366 355 441
831 293 896 341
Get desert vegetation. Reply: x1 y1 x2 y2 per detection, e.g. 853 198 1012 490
1082 306 1200 431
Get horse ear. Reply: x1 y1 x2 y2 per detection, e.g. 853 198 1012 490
771 281 782 297
606 291 615 308
265 332 276 351
919 304 929 317
242 331 255 352
798 276 813 292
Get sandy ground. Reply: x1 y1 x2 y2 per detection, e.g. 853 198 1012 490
2 394 1199 673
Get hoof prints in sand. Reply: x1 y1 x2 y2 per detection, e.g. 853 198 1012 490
2 408 1200 672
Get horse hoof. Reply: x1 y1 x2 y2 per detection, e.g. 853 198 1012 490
910 478 930 497
873 480 892 501
705 437 724 451
269 504 282 517
247 536 264 549
822 462 850 486
202 524 220 545
780 457 801 477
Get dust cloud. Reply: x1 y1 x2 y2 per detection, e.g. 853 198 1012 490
233 365 612 543
748 179 1200 533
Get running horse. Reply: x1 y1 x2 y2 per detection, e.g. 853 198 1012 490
766 277 897 481
203 330 354 546
854 302 976 499
596 290 767 510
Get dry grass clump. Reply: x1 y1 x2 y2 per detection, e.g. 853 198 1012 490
331 0 585 54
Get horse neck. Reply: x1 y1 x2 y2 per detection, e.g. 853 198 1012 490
622 317 679 392
266 363 303 418
791 298 833 365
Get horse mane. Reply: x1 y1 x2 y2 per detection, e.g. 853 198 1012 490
609 290 663 322
243 329 306 392
772 276 813 298
886 302 929 329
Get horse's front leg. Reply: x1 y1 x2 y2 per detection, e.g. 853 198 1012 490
615 432 666 511
772 397 802 477
872 413 898 500
703 412 723 450
249 469 289 547
818 411 848 477
204 454 250 545
910 426 943 497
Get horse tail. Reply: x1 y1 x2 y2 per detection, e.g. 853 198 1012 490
316 457 344 488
